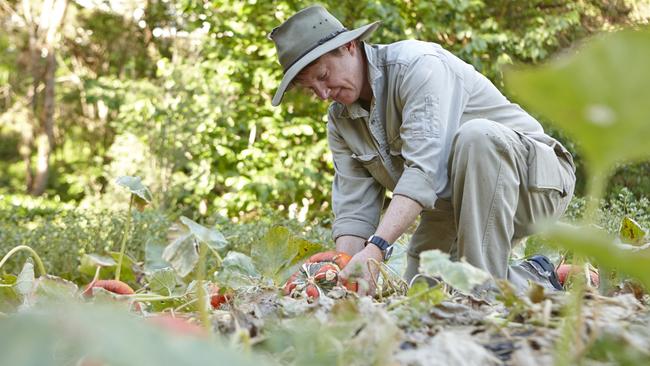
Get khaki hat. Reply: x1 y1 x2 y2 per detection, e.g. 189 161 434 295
268 5 379 106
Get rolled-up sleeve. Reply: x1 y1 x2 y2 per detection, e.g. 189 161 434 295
327 112 385 240
393 55 467 209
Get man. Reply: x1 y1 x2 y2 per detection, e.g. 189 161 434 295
269 6 574 295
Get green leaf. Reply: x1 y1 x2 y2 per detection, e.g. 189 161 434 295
505 29 650 177
162 227 198 278
115 175 153 203
33 275 79 301
619 216 647 245
15 261 35 301
0 302 264 366
419 250 491 294
145 237 171 273
545 224 650 289
78 253 117 277
406 280 446 309
147 268 179 296
251 226 325 284
0 274 19 312
215 251 259 288
179 216 227 250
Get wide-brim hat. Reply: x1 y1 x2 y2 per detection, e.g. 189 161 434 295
268 5 379 106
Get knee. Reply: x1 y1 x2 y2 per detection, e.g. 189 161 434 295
454 119 507 154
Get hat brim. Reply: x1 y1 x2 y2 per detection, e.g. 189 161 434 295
271 21 380 106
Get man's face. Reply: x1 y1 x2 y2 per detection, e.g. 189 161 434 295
293 43 366 105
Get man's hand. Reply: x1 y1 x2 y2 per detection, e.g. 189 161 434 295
338 243 383 296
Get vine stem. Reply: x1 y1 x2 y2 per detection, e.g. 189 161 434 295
115 195 134 281
0 245 46 276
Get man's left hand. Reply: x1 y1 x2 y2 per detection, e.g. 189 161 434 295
338 244 383 296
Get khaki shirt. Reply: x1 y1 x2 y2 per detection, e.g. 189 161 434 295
328 40 571 240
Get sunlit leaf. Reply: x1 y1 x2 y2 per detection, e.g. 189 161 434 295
505 29 650 177
407 279 446 308
180 216 227 250
619 216 647 245
419 250 491 294
251 226 325 284
115 175 153 203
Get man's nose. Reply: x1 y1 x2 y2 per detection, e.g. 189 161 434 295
315 86 330 100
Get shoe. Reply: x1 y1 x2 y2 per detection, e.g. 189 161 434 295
525 255 564 291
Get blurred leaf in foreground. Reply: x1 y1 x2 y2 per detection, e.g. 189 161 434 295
545 224 650 289
0 301 266 366
419 250 490 294
506 28 650 178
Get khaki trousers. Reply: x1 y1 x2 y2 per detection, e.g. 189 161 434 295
404 119 576 291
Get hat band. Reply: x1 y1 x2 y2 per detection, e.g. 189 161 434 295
283 28 348 73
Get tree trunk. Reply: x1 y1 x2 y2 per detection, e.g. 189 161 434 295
30 49 56 196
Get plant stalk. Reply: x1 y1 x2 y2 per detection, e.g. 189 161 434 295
115 195 134 281
196 241 211 333
0 245 46 276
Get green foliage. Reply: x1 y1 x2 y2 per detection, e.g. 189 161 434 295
3 0 645 220
0 196 170 284
418 250 491 294
251 226 326 284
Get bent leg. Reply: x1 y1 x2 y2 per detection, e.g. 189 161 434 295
404 199 456 283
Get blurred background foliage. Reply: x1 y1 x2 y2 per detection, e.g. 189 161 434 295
1 0 649 221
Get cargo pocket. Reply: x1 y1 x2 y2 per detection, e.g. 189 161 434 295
351 153 396 190
526 140 566 196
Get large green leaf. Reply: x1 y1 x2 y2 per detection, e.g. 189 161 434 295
251 226 325 284
115 175 153 203
215 251 260 288
146 267 180 296
0 301 265 366
419 250 491 294
545 224 650 289
162 230 198 278
179 216 227 250
505 29 650 177
15 261 35 305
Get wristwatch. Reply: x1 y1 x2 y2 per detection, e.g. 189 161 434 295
365 235 394 261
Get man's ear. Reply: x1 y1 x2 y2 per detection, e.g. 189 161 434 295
343 40 358 54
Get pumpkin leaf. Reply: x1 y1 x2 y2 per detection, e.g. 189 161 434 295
505 29 650 178
419 250 491 294
115 175 153 203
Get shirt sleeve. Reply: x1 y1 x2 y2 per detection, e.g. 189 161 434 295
327 109 385 241
393 54 468 209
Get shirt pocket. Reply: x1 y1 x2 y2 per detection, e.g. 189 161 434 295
351 153 396 190
526 139 566 196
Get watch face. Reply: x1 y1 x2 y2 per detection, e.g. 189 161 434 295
384 246 394 261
